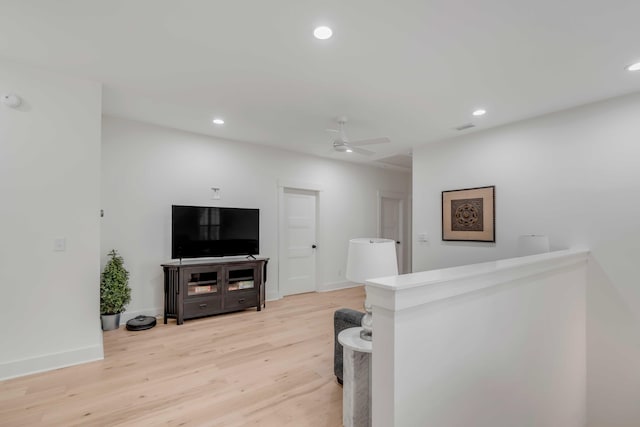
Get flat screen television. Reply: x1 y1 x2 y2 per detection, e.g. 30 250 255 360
172 205 259 259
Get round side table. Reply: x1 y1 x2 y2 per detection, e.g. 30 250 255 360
338 327 372 427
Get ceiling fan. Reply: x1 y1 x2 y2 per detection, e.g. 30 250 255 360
326 117 390 156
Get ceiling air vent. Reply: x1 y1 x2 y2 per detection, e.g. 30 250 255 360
454 123 475 131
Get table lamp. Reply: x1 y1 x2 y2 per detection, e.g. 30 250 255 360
517 234 550 256
346 238 398 341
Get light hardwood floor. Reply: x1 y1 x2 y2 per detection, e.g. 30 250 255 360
0 287 365 427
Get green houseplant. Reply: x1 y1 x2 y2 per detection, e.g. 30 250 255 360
100 249 131 331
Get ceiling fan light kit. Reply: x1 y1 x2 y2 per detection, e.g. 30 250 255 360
333 143 351 153
627 62 640 72
325 117 390 156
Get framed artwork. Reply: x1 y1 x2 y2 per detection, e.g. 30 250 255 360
442 185 495 242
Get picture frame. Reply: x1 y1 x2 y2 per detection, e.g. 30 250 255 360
442 185 495 242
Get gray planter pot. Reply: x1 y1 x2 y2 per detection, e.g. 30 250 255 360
101 313 121 331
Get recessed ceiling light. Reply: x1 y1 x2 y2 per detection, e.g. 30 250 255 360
346 148 353 153
212 118 225 125
314 26 333 40
626 62 640 72
472 109 487 116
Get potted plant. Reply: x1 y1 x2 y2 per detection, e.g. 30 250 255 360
100 249 131 331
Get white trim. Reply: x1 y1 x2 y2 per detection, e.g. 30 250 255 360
278 186 284 298
0 344 104 381
266 291 282 302
377 190 407 200
377 190 409 274
277 180 324 192
366 249 589 312
317 281 362 292
119 307 163 324
406 194 412 273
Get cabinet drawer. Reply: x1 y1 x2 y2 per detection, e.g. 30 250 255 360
224 291 257 310
184 297 222 318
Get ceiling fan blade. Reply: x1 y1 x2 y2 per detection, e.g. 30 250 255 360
349 137 391 146
311 135 339 146
351 146 375 156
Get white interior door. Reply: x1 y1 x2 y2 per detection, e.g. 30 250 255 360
280 188 317 296
380 196 404 274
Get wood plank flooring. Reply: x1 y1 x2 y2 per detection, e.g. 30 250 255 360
0 287 365 427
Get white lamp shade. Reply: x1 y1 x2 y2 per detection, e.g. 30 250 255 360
517 235 550 256
346 238 398 283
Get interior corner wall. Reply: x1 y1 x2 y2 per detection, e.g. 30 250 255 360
100 117 410 318
412 92 640 427
0 60 103 380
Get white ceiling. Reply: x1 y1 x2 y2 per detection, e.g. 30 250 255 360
1 0 640 169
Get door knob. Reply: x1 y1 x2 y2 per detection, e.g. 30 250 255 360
396 241 401 244
312 244 317 249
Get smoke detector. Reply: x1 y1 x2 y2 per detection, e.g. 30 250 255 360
1 94 22 108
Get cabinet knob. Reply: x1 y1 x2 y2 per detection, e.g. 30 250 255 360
199 304 207 308
238 298 246 304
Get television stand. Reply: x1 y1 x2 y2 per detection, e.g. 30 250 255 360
246 254 256 260
162 257 269 325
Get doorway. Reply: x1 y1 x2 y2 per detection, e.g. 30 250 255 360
378 191 407 274
279 187 318 296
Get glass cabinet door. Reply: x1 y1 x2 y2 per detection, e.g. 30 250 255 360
186 269 219 296
226 267 256 292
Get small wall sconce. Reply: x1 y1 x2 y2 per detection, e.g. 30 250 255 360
211 187 221 200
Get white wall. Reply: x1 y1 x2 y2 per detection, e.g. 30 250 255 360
0 60 103 379
101 117 410 319
413 92 640 426
369 251 588 427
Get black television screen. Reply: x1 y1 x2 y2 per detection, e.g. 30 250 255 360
172 205 259 259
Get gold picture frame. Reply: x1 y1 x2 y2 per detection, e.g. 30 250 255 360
442 186 495 242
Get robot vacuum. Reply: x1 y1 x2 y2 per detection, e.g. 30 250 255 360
126 315 157 331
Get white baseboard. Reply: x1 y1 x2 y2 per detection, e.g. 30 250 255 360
266 292 282 302
317 281 362 292
0 344 104 381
